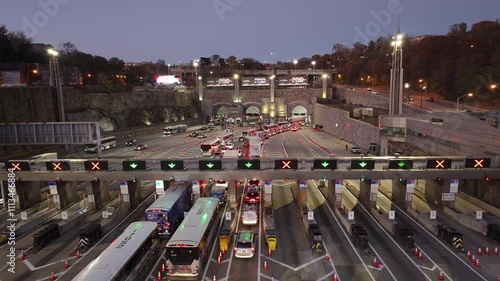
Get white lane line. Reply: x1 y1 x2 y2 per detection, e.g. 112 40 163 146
368 243 398 280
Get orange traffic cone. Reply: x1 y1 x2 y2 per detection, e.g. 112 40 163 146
20 250 25 261
475 258 480 267
325 254 330 260
477 247 483 256
64 259 69 268
466 250 471 259
414 248 419 256
495 247 499 255
217 254 221 265
418 251 423 260
268 248 272 256
161 262 166 272
471 255 476 263
372 257 380 268
50 272 56 280
264 261 268 270
438 271 444 280
333 273 338 281
76 250 81 259
157 271 162 280
485 247 490 255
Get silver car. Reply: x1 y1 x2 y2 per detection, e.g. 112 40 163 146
234 231 256 258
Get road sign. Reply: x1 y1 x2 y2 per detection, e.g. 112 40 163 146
312 159 337 170
264 180 272 194
370 180 379 193
237 159 260 170
122 160 146 171
442 193 455 201
464 158 491 169
430 210 436 220
48 181 58 194
5 161 31 171
335 180 343 193
225 211 232 221
192 180 200 194
21 212 27 221
46 161 71 171
198 160 222 170
308 211 314 221
406 179 415 193
450 179 459 193
476 210 483 220
160 160 184 171
389 210 395 220
350 159 375 170
348 211 354 221
274 159 298 170
119 181 128 194
426 158 452 169
84 160 109 171
388 159 413 169
61 211 68 220
155 180 165 194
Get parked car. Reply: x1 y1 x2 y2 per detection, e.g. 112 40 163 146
190 132 199 138
427 97 435 102
372 91 379 95
198 133 207 139
125 139 137 146
350 146 361 154
405 97 413 101
134 144 147 151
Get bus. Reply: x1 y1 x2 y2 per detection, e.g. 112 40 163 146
200 139 221 157
164 124 187 136
209 185 226 205
277 121 290 132
84 136 117 153
145 181 192 237
72 221 158 281
263 124 279 135
219 132 233 145
165 197 220 277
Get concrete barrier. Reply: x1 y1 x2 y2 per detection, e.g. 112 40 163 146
370 207 397 235
443 206 488 235
406 207 439 235
16 209 60 236
457 191 500 218
334 207 356 235
60 209 94 234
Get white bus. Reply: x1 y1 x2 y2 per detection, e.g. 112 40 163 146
72 221 159 281
84 136 117 153
163 124 188 135
200 139 221 157
165 197 220 277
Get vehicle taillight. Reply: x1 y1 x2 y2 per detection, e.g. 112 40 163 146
251 247 255 252
234 247 237 252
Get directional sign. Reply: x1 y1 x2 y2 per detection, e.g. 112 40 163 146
274 159 298 170
84 160 109 171
388 159 413 169
45 161 71 171
199 160 222 171
313 159 337 170
122 160 146 171
5 161 31 171
426 159 452 169
464 158 491 169
160 160 184 171
237 159 260 170
350 159 375 170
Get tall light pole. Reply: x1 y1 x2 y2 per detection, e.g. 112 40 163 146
233 74 239 104
321 74 328 99
293 59 298 70
404 83 410 102
48 48 65 122
193 61 199 88
389 33 404 115
456 92 474 111
420 86 426 109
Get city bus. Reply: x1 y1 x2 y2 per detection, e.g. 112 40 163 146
72 221 158 281
165 197 220 277
163 124 187 136
263 124 279 135
84 136 117 153
200 139 221 157
145 181 192 237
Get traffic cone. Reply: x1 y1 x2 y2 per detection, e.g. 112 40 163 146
471 255 476 263
466 250 471 259
325 254 330 260
19 250 25 260
76 250 81 259
475 258 480 267
161 262 165 272
414 248 419 256
485 247 490 255
333 273 338 281
264 261 268 270
477 247 483 256
213 275 217 281
495 247 499 255
268 248 272 256
64 259 69 268
372 257 380 268
50 272 56 280
438 271 444 280
418 251 423 260
157 271 161 280
217 255 221 265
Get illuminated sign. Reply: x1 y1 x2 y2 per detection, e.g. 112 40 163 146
464 158 491 169
160 160 184 171
274 159 298 170
388 160 413 169
84 160 109 171
199 160 222 170
313 159 337 170
45 161 71 171
122 160 146 171
426 159 452 169
155 75 181 85
241 77 270 87
350 160 375 170
206 77 234 87
237 159 260 170
5 161 31 171
278 76 308 86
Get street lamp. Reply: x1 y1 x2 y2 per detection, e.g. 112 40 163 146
321 74 328 99
47 48 65 122
456 92 474 111
404 83 410 102
27 69 38 85
311 60 316 72
193 61 199 88
420 86 426 109
293 59 298 70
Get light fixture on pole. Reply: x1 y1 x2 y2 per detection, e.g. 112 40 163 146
404 82 410 102
47 48 65 122
389 33 404 115
321 74 328 99
293 59 298 70
456 92 474 111
193 61 199 88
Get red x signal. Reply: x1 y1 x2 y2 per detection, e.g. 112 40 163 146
282 160 291 169
52 162 62 171
91 162 101 170
11 162 21 171
435 160 445 169
474 159 484 168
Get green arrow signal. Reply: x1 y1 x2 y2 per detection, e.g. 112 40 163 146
398 161 406 168
245 162 253 168
129 163 138 169
321 161 330 168
359 161 367 168
206 163 215 169
168 163 176 169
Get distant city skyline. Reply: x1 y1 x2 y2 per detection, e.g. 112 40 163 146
1 0 499 63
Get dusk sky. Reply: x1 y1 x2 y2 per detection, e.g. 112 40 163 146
1 0 499 64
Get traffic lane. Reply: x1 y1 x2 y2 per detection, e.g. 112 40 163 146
352 203 428 280
394 207 494 281
226 219 260 281
288 131 332 158
262 135 286 158
311 183 374 281
299 128 358 157
282 133 318 158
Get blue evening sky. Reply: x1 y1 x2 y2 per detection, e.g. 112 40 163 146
1 0 499 63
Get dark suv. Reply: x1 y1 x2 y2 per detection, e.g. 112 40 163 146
245 187 260 203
